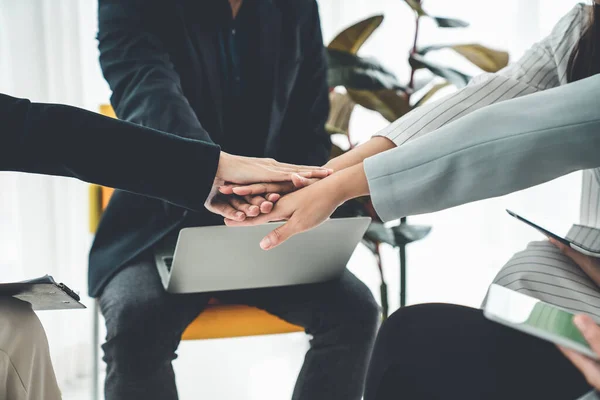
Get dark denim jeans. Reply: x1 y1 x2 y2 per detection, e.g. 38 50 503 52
99 255 379 400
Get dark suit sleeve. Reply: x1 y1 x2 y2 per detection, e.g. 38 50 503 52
0 94 220 211
97 0 212 142
278 0 331 166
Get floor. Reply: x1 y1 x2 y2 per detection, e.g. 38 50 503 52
62 333 309 400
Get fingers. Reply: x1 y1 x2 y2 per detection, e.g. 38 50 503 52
297 170 331 179
230 182 295 196
260 219 304 250
228 196 260 217
210 200 246 221
266 193 281 202
272 161 332 174
548 237 591 268
243 195 273 214
291 174 317 189
575 314 600 357
559 346 600 389
224 212 277 227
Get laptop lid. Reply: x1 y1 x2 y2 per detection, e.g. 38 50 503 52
161 217 371 294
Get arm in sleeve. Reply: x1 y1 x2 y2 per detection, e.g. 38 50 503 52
375 4 587 146
364 74 600 221
277 0 331 166
97 0 212 141
0 94 220 211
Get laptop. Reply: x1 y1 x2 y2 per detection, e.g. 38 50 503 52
154 217 371 294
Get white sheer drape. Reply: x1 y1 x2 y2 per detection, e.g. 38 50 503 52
0 0 589 397
0 0 110 390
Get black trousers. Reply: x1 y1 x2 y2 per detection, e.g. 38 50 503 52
365 303 591 400
99 255 379 400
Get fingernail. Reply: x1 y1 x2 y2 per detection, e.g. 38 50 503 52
574 315 592 334
260 237 271 250
249 206 259 213
235 211 245 220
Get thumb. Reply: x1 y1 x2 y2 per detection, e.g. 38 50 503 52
549 237 590 268
291 174 316 189
260 219 300 250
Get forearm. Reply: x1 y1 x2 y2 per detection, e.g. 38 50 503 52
325 136 396 171
364 74 600 222
323 163 371 205
1 94 220 211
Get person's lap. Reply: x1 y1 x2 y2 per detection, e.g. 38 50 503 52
99 250 379 400
365 303 591 400
491 240 600 319
0 298 61 400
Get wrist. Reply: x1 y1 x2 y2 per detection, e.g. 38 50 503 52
327 163 370 204
216 151 232 179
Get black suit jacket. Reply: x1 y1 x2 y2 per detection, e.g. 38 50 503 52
0 93 220 209
89 0 331 296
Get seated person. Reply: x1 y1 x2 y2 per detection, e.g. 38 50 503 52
92 1 380 399
0 93 326 399
362 240 600 400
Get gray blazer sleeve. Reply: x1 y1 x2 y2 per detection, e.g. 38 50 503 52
576 390 600 400
364 74 600 222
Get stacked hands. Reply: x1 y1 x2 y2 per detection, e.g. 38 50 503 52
205 151 371 250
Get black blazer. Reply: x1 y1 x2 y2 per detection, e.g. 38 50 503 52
89 0 331 296
0 93 220 209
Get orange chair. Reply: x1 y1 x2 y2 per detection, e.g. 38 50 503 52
89 185 303 340
89 106 302 400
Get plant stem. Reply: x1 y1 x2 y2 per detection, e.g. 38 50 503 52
375 243 389 319
408 14 421 92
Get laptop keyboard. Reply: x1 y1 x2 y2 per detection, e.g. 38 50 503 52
164 257 173 272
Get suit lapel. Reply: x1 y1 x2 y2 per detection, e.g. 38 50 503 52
258 1 282 153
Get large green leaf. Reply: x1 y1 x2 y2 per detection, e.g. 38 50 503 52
326 91 355 136
432 16 469 28
409 54 471 88
392 223 431 245
329 143 346 159
328 15 384 54
404 0 427 16
347 88 411 122
364 222 431 247
327 49 404 90
414 81 450 107
419 44 509 73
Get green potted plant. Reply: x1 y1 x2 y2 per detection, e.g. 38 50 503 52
325 0 509 317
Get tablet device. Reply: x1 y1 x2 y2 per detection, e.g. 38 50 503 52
506 209 600 257
484 284 598 359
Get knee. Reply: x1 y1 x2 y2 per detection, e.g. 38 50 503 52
100 289 167 336
0 298 47 352
337 287 381 345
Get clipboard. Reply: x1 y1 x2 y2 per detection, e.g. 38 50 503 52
0 275 85 310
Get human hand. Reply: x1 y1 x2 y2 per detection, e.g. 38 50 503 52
205 153 332 221
224 163 370 249
559 314 600 390
219 173 317 199
205 193 274 222
548 237 600 287
215 152 332 184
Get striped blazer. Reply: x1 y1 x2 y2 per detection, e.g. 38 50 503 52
364 3 600 224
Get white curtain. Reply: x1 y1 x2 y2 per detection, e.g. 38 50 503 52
0 0 589 397
0 0 110 390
